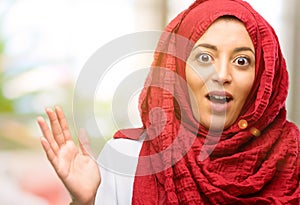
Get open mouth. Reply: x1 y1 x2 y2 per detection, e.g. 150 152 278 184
206 91 233 104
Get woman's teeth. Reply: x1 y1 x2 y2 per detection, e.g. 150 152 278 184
208 95 232 103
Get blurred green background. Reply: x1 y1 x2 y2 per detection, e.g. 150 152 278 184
0 0 299 204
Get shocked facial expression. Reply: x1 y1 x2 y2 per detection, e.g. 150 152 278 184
185 18 255 131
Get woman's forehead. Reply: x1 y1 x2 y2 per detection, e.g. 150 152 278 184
194 18 254 50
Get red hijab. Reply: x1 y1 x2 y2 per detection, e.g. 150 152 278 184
114 0 300 204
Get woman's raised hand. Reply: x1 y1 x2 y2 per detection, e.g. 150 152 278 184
37 106 101 205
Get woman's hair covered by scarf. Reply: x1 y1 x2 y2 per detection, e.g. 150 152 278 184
114 0 300 204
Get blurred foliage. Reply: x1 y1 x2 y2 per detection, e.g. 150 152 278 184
0 25 14 112
0 73 15 113
0 37 4 53
0 22 37 150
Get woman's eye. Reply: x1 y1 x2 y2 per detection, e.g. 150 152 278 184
196 53 212 64
234 57 250 66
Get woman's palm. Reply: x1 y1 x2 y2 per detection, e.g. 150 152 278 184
38 107 100 204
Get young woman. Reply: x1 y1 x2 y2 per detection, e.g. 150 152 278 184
37 0 300 204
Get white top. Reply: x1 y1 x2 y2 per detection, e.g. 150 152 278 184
95 137 143 205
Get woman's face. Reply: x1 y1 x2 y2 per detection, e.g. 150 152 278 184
185 18 255 131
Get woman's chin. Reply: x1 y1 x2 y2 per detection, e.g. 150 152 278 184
200 117 231 132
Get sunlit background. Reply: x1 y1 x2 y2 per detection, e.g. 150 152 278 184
0 0 299 204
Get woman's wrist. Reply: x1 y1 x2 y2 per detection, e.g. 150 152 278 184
70 198 95 205
70 195 96 205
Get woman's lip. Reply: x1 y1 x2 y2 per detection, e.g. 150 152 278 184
206 90 233 99
205 90 233 113
209 99 231 113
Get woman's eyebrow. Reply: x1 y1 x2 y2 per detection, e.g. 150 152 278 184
233 47 255 55
193 43 255 55
193 43 217 51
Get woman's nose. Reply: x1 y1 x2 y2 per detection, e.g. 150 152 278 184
211 61 232 84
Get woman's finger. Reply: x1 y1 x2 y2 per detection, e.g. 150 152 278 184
46 107 66 147
40 136 57 164
55 106 72 141
37 116 60 155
